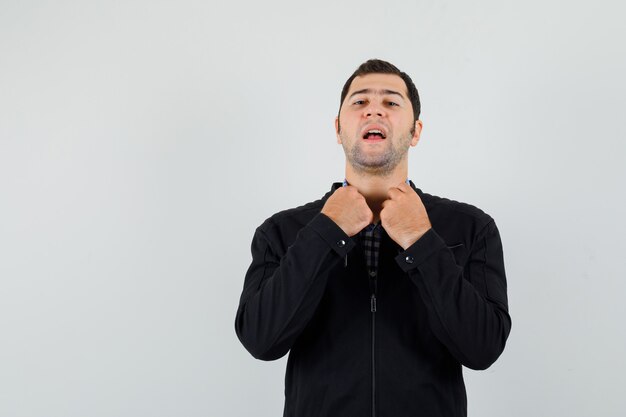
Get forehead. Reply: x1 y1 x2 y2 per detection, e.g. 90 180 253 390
347 73 408 97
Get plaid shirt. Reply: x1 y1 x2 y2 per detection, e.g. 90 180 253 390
360 223 383 273
342 178 410 273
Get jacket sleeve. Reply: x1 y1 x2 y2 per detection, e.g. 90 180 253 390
235 213 354 361
395 219 511 370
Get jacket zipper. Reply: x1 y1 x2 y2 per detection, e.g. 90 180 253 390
369 270 377 417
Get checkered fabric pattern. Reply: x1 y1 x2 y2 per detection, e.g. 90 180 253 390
360 223 382 272
342 178 410 273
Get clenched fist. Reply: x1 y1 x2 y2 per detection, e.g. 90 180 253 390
321 186 373 236
380 182 432 249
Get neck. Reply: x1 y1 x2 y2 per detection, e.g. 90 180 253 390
344 163 409 223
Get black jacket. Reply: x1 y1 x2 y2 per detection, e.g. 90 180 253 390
235 181 511 417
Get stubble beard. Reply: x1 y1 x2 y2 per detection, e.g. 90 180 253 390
340 125 415 177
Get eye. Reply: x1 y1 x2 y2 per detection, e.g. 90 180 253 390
387 101 399 107
353 100 365 105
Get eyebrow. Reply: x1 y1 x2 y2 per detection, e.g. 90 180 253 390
348 88 406 100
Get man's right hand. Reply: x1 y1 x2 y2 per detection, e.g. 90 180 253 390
320 186 373 236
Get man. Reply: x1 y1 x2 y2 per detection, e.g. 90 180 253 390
235 59 511 417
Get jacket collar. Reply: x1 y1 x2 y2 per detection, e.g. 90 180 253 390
323 180 428 253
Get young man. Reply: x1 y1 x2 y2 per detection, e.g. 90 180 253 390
235 59 511 417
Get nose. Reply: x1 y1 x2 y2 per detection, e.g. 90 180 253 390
364 101 385 118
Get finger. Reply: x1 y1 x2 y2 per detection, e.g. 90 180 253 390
379 206 389 223
387 187 403 199
348 186 366 197
382 199 396 210
400 182 412 191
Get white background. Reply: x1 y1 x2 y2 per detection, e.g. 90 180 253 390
1 0 625 416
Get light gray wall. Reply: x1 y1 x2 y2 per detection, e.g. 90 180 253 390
1 0 625 416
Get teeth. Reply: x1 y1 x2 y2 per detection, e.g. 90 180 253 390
364 129 385 139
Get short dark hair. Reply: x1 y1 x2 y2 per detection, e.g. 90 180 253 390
339 59 421 121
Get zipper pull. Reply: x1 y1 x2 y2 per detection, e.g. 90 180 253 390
370 294 377 312
344 254 348 267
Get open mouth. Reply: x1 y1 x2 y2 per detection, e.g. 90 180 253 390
362 129 386 140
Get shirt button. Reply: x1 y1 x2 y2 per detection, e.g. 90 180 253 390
369 270 377 277
405 255 414 264
336 240 346 248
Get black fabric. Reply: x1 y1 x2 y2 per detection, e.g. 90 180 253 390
235 181 511 417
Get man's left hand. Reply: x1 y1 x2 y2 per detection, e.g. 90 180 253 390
380 182 432 250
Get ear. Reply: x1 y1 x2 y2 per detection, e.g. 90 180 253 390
410 120 423 147
335 116 342 144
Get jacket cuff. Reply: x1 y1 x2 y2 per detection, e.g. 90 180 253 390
308 213 355 257
394 228 447 272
